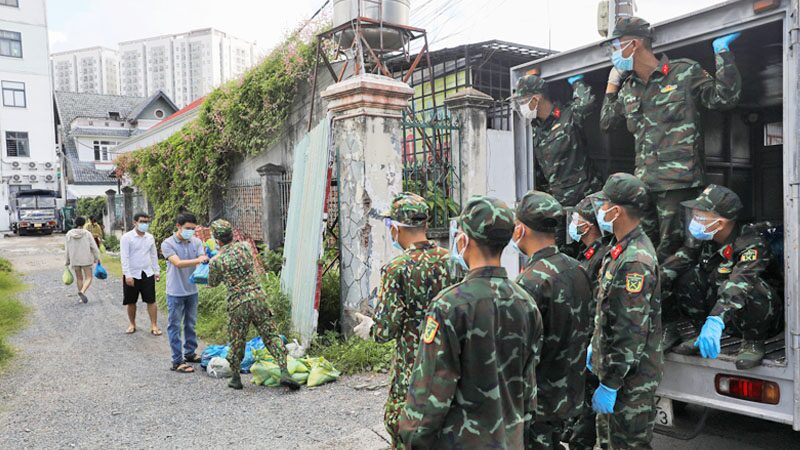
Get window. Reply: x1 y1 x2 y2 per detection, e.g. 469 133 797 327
5 131 29 157
0 0 19 7
764 122 783 146
0 30 22 58
1 81 25 107
154 109 165 119
93 140 117 161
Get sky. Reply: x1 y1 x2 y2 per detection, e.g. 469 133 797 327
46 0 730 55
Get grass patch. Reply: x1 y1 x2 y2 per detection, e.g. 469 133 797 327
0 258 28 368
309 331 394 376
100 254 122 278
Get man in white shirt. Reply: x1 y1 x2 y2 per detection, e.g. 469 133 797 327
120 212 161 335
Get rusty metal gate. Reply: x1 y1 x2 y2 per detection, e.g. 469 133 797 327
223 179 263 241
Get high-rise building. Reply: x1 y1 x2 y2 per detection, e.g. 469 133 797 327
118 28 257 106
50 46 120 95
1 0 59 231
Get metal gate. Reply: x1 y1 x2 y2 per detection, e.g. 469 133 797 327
401 106 462 235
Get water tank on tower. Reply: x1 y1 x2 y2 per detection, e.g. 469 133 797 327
332 0 411 53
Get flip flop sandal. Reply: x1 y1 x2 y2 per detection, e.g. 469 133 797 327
171 363 194 373
150 329 163 336
126 327 136 334
78 293 88 303
184 354 202 363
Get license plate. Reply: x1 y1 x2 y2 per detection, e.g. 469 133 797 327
654 395 674 427
34 224 42 228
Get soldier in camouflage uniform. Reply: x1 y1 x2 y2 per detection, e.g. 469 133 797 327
352 192 455 448
661 185 783 369
567 192 612 450
512 190 593 450
599 17 742 262
397 196 543 449
207 220 300 391
589 173 663 449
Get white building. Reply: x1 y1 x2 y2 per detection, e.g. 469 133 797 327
119 28 257 107
0 0 59 232
50 46 120 95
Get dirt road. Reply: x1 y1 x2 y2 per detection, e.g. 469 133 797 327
0 234 389 449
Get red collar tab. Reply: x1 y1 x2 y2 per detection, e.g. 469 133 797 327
722 244 733 260
553 107 561 119
584 247 596 261
661 63 669 75
611 244 623 260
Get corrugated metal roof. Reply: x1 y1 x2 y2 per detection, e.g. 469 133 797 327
280 118 331 344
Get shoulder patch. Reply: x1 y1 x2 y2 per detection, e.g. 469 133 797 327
625 273 644 294
717 265 732 274
740 248 759 262
422 316 440 344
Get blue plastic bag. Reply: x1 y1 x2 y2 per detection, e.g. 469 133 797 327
200 344 229 369
190 262 209 284
240 336 265 373
94 262 108 280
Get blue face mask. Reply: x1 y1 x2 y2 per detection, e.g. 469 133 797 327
568 220 585 243
596 206 618 234
510 225 526 256
180 229 195 240
611 41 634 72
688 218 719 241
450 233 469 271
137 223 150 233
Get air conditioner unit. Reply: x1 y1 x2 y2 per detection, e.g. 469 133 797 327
45 174 54 183
29 175 37 182
11 174 21 183
45 162 54 170
28 162 37 169
11 161 21 170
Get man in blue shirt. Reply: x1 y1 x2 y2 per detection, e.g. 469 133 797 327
160 213 208 374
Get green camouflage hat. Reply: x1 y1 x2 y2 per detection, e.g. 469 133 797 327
457 196 515 245
610 16 652 41
210 219 233 240
513 74 546 98
596 172 650 211
385 192 429 227
575 192 603 225
515 190 564 232
681 184 743 220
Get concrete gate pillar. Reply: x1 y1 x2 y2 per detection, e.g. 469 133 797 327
104 189 116 235
321 74 414 335
444 87 494 200
257 163 285 250
121 186 134 232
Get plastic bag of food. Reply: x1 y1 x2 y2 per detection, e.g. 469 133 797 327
94 262 108 280
200 345 229 369
305 357 341 387
62 267 74 285
207 357 232 378
287 356 309 375
250 359 281 386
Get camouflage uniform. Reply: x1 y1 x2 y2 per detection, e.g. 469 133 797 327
569 194 612 450
372 193 456 447
207 220 290 383
599 17 742 262
514 191 594 450
661 186 782 344
397 196 543 449
591 174 663 449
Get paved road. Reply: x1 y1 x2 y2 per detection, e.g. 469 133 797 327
0 234 797 449
0 234 390 449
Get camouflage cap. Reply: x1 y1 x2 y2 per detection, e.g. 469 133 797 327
457 196 515 245
515 190 564 232
575 192 603 225
210 219 233 240
513 74 546 98
384 192 429 227
681 184 743 220
609 16 652 41
596 172 650 211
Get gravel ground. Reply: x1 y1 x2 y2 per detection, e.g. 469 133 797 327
0 234 389 449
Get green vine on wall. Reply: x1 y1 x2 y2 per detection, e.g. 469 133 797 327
115 23 324 243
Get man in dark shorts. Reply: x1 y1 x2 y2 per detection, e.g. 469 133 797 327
120 212 161 335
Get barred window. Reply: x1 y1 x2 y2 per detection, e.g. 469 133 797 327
5 131 29 157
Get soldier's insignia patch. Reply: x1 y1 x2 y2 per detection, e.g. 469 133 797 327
740 249 759 262
660 84 677 93
422 316 439 344
604 270 613 281
625 273 644 294
718 265 732 274
551 123 562 131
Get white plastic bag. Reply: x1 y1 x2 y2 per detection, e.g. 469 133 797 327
286 339 307 359
207 356 232 378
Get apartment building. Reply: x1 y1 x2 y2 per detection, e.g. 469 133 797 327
51 46 120 95
1 0 59 231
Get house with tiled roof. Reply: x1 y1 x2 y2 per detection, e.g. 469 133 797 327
54 90 178 197
113 96 205 157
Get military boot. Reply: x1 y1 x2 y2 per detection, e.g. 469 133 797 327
735 340 766 370
662 322 682 350
671 323 702 356
279 369 301 391
228 372 244 390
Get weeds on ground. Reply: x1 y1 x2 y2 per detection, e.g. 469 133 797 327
309 330 394 376
0 258 28 368
100 254 123 278
103 234 121 253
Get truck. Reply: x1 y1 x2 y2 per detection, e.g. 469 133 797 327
6 189 60 235
510 0 800 432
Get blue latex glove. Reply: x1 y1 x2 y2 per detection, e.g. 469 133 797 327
567 74 584 86
592 383 618 414
695 316 725 358
586 344 593 373
713 32 741 54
